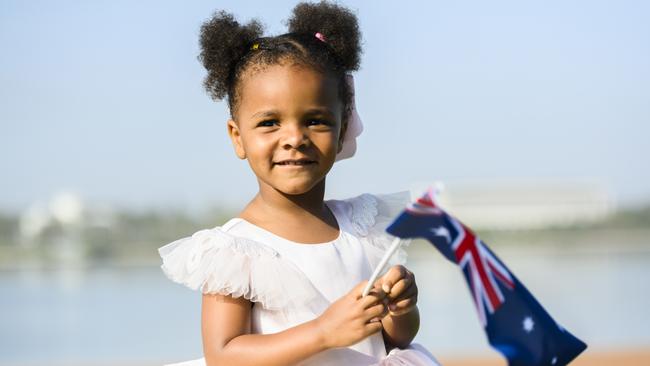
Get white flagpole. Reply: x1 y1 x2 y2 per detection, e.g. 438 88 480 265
362 237 402 297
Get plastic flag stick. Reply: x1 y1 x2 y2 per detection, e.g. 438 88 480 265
362 237 402 297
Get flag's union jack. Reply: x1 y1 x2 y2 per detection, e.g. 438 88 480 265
407 190 515 326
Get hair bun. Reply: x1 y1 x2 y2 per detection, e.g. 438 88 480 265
199 11 264 101
287 1 362 71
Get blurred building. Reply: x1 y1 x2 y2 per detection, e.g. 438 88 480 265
414 181 614 230
16 192 117 266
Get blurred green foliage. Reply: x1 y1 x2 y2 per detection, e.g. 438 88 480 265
0 204 647 269
0 207 234 268
0 214 18 246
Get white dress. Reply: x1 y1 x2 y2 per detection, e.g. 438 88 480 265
158 192 440 366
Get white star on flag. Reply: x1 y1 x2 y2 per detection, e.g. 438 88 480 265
430 226 451 243
523 316 535 333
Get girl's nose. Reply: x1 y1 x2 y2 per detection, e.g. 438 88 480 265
281 124 309 149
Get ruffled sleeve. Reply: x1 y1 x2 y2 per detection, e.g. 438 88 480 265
158 228 324 311
339 192 412 271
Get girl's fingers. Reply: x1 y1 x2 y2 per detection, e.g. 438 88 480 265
380 265 408 293
364 320 383 335
392 296 416 310
388 283 418 312
389 304 417 316
386 277 413 299
360 288 386 308
364 302 387 319
390 282 417 302
387 294 418 316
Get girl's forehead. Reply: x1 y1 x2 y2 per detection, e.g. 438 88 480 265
237 63 342 118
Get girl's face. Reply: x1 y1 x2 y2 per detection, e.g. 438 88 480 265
228 62 344 196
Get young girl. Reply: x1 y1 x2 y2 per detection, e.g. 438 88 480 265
159 2 440 365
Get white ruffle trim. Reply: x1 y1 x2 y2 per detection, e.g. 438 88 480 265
340 192 411 270
158 228 323 311
162 343 440 366
378 343 441 366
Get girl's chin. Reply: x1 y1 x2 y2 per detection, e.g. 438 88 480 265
256 175 327 196
273 180 326 196
277 184 319 196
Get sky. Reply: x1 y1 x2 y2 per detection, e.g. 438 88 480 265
1 0 649 213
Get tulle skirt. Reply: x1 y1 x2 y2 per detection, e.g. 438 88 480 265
164 343 440 366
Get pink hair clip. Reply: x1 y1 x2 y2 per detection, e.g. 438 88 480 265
314 32 327 43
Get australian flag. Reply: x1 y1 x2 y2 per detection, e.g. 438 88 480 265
386 189 587 366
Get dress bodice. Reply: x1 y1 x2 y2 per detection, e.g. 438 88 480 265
219 197 390 365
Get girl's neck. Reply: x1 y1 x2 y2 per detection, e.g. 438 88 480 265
246 178 330 223
239 178 340 244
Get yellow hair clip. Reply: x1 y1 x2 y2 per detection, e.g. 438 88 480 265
251 43 260 50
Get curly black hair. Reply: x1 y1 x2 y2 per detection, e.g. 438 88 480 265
198 1 362 123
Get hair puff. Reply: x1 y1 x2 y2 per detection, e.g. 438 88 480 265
198 11 264 101
287 1 362 72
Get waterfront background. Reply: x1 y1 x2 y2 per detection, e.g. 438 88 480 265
1 199 649 365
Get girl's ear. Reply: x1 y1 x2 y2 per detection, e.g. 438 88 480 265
227 119 246 159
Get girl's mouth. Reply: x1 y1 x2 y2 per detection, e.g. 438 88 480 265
274 159 317 166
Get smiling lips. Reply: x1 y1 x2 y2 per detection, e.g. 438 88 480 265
274 158 317 166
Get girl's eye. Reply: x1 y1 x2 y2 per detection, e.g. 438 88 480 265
307 119 328 126
257 120 278 127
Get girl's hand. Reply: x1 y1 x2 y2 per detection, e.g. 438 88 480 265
315 281 387 349
377 265 418 316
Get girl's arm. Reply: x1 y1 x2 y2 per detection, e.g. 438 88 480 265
201 281 386 366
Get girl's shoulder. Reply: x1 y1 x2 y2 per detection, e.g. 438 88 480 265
157 223 324 311
327 191 412 267
327 191 410 237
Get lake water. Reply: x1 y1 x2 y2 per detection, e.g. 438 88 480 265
2 238 649 365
